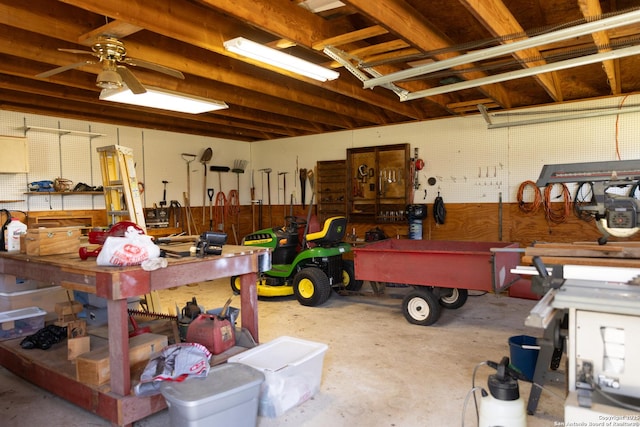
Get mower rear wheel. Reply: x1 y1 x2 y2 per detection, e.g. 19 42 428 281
438 288 468 309
293 267 331 306
402 288 441 326
340 259 363 292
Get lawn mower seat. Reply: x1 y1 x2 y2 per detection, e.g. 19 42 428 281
305 216 347 247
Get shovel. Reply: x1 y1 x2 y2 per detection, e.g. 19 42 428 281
300 168 307 207
200 148 213 224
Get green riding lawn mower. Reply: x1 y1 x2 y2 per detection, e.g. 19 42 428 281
230 215 363 306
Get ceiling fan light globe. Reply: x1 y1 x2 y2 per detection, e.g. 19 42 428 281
96 69 123 90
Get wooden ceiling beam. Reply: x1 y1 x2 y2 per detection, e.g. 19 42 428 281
342 0 514 109
578 0 620 95
459 0 562 102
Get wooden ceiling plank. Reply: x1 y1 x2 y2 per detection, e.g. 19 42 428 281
56 0 424 124
342 0 513 109
0 11 376 131
57 0 424 121
312 25 388 50
348 39 410 60
578 0 620 95
0 77 290 140
459 0 562 102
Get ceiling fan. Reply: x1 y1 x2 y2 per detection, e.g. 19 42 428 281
36 36 185 94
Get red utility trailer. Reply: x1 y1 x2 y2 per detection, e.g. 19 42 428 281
352 239 523 326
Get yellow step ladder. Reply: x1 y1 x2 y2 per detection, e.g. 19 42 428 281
97 145 147 232
97 145 167 314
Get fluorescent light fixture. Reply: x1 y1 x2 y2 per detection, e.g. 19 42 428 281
100 86 228 114
224 37 339 82
364 8 640 89
402 44 640 101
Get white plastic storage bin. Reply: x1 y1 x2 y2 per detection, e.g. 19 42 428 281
0 306 46 341
228 336 328 417
160 362 264 427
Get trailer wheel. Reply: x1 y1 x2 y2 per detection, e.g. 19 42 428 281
402 288 441 326
293 267 332 307
230 276 241 294
340 260 363 292
438 288 468 309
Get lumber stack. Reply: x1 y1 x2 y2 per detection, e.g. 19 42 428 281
523 242 640 268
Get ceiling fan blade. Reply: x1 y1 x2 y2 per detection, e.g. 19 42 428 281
58 48 95 55
36 61 95 78
116 66 147 94
123 57 185 79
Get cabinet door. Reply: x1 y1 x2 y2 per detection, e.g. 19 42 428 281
347 143 410 223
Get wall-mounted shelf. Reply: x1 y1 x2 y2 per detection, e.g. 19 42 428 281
19 126 105 139
24 192 103 196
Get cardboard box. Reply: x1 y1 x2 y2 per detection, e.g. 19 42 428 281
0 307 46 341
0 286 70 320
228 336 328 417
25 226 82 256
76 333 167 386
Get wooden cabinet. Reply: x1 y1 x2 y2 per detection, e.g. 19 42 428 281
347 143 411 223
316 160 347 222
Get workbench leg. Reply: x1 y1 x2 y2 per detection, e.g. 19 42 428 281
240 272 259 344
108 298 131 397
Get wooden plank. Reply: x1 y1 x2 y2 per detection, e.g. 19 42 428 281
522 255 640 268
76 333 167 386
526 243 640 258
313 25 389 50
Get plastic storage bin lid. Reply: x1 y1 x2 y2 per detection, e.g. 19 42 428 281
160 362 264 406
0 306 46 323
229 336 328 372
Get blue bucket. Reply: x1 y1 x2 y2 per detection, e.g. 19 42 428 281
508 335 540 381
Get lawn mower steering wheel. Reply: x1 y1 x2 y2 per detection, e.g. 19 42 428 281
284 215 307 232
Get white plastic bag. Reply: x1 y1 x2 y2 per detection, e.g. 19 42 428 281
96 226 160 266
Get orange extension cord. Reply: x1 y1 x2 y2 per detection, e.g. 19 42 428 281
516 180 542 213
543 183 571 224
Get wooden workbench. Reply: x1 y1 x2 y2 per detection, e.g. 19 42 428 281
0 244 270 426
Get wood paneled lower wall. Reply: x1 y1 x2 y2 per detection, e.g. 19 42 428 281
22 202 637 248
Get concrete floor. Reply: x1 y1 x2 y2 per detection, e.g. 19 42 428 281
0 279 565 426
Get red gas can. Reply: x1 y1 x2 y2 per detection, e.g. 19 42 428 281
186 313 235 355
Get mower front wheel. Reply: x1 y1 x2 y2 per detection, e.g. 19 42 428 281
293 267 331 307
230 276 242 294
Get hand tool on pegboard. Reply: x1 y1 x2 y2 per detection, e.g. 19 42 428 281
181 153 197 235
279 171 288 217
207 188 214 231
299 168 307 207
200 148 212 225
259 168 273 227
